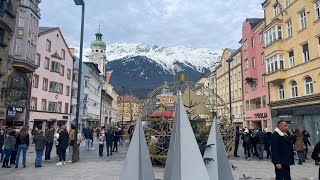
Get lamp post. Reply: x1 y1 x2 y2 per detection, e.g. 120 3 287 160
121 86 125 128
73 0 85 163
226 58 233 123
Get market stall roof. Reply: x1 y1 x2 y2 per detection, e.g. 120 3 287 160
147 111 174 118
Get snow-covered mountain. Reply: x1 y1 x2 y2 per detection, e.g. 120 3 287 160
105 43 222 73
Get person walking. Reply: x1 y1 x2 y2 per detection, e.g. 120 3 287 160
10 130 18 166
128 125 134 142
292 129 305 165
84 127 93 152
68 125 75 163
45 126 54 161
98 128 105 157
15 127 29 168
113 127 121 152
54 128 60 156
0 129 5 162
96 127 101 139
256 128 266 160
34 131 47 168
242 128 251 160
311 141 320 179
265 131 272 159
2 130 16 168
271 120 295 180
105 127 114 156
233 126 241 157
56 125 69 166
302 130 311 159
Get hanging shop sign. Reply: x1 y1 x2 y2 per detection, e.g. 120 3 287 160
7 106 16 116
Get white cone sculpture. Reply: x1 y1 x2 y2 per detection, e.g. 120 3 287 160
204 117 235 180
163 95 210 180
119 119 155 180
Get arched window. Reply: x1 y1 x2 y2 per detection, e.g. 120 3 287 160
278 85 284 100
304 77 313 95
291 81 298 97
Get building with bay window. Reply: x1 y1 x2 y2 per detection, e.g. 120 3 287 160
262 0 320 144
28 27 73 131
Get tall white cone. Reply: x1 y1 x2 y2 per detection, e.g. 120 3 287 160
204 117 234 180
119 119 155 180
163 95 210 180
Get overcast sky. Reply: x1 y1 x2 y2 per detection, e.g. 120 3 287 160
39 0 263 49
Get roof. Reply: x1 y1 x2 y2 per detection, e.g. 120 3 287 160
147 111 174 118
247 18 264 29
261 0 268 7
83 62 101 75
39 27 57 34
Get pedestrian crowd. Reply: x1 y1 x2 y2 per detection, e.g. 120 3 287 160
234 120 320 180
0 124 129 169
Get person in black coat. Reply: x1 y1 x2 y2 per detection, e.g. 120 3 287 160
271 120 295 180
311 141 320 179
256 128 266 159
105 127 114 156
113 127 121 152
264 131 272 159
56 125 69 165
302 130 311 159
233 126 241 157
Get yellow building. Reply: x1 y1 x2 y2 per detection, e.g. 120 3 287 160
117 96 140 126
263 0 320 144
215 48 244 126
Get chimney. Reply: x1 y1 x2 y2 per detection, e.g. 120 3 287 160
106 71 112 85
69 48 75 57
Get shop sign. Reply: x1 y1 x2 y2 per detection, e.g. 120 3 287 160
15 107 24 113
13 121 24 126
7 106 16 116
254 113 268 119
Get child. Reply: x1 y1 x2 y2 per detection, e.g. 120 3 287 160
98 131 105 157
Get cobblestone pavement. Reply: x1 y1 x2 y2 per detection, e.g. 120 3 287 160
0 140 319 180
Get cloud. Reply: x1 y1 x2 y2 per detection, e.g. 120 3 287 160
39 0 263 49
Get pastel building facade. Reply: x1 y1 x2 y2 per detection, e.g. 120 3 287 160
241 18 271 129
29 27 73 131
263 0 320 144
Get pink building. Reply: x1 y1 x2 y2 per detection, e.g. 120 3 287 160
29 27 73 131
241 18 271 129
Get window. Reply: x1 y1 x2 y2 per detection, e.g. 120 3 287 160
58 102 62 113
300 11 307 30
30 97 37 110
289 50 295 68
49 81 60 93
234 90 237 98
18 10 26 27
51 61 60 72
235 106 238 116
0 28 4 44
278 85 285 100
246 100 249 110
261 53 265 65
262 96 266 108
252 57 256 68
252 81 257 91
239 88 242 97
302 43 309 63
41 99 47 111
59 83 63 95
48 102 57 112
44 57 50 70
61 49 65 60
84 80 88 87
243 40 248 51
72 73 77 81
287 20 292 38
305 77 313 95
274 5 279 17
60 65 64 76
66 85 70 96
244 59 249 70
42 78 48 91
65 103 69 114
238 72 241 81
285 0 291 8
240 105 243 114
251 38 254 48
259 32 264 43
36 53 40 67
46 39 51 52
250 97 261 110
15 38 23 55
316 0 320 20
262 75 266 86
291 81 298 97
32 74 39 88
67 69 71 79
70 106 74 114
265 25 282 46
266 54 284 73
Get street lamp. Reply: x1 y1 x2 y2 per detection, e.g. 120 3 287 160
73 0 85 163
226 58 233 123
121 86 125 128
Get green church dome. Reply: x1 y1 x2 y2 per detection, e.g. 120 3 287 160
90 31 106 48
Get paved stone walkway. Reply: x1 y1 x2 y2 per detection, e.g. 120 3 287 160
0 140 319 180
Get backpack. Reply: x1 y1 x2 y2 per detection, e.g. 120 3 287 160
244 134 250 143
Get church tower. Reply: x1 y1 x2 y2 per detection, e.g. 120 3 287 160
87 25 107 76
